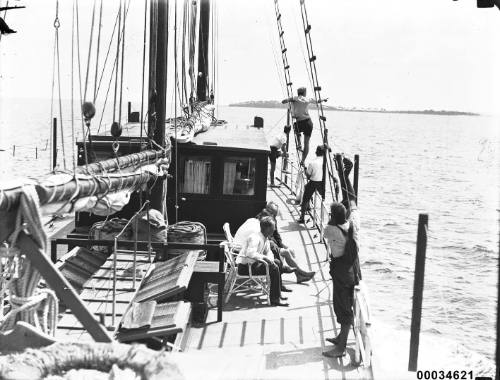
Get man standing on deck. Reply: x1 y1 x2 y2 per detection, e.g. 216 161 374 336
236 216 288 307
281 87 327 166
268 133 287 188
297 145 326 224
323 157 361 358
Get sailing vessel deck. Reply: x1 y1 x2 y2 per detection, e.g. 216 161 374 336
54 250 151 341
175 187 373 380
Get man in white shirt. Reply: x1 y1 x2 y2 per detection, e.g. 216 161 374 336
269 133 287 188
282 87 327 165
236 216 288 306
297 145 326 223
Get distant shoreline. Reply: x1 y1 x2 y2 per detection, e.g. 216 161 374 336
228 100 480 116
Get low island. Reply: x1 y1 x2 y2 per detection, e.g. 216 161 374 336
228 100 480 116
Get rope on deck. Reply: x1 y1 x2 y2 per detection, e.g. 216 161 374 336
0 185 58 336
0 342 185 380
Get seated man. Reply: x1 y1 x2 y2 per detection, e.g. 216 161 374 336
233 211 291 291
235 217 288 307
260 202 315 284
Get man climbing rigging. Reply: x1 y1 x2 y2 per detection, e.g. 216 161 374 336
281 87 327 165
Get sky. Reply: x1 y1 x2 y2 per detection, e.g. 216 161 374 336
0 0 499 114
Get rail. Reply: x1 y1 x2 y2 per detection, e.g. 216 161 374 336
275 150 371 367
112 201 152 325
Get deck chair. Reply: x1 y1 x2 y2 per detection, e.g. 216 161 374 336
222 223 271 305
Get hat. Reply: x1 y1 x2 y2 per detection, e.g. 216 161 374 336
265 201 279 217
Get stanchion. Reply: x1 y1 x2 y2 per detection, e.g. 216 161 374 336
408 214 429 372
354 154 359 203
52 118 57 170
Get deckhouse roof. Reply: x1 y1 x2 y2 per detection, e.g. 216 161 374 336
190 124 269 153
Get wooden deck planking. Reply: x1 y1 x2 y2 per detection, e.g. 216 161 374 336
55 248 149 341
177 187 371 380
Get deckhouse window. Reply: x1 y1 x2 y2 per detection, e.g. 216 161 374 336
223 157 256 196
180 156 212 194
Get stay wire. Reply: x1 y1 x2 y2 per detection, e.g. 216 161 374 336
54 1 66 169
97 53 118 134
71 0 76 171
75 0 87 166
179 0 187 109
266 10 286 99
93 0 103 103
96 0 131 135
174 0 179 223
95 12 119 100
83 0 97 102
139 0 149 148
290 1 314 91
50 1 57 171
118 0 127 132
112 0 122 123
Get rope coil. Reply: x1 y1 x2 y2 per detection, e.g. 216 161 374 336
1 186 58 336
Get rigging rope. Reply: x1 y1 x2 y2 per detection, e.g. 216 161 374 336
139 0 149 150
83 0 97 103
96 0 131 135
181 0 189 109
290 2 314 91
298 0 338 199
174 0 179 223
96 55 118 134
95 12 119 100
188 0 197 106
118 0 127 134
70 0 76 171
272 0 306 177
210 0 215 102
93 0 103 103
0 186 58 336
54 0 67 170
49 1 57 171
75 0 88 166
112 0 122 124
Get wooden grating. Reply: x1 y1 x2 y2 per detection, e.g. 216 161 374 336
116 301 191 342
133 251 198 303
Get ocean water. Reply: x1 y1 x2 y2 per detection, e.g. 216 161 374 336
0 99 498 369
220 105 499 368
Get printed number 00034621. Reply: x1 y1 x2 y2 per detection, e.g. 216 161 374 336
416 371 487 380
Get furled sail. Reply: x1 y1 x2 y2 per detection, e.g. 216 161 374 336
168 101 215 143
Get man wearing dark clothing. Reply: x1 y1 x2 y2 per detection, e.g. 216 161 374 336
322 157 360 358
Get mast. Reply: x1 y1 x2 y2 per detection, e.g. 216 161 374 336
196 0 210 101
148 0 169 212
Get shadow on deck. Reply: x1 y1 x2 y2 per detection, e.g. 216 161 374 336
174 187 371 380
